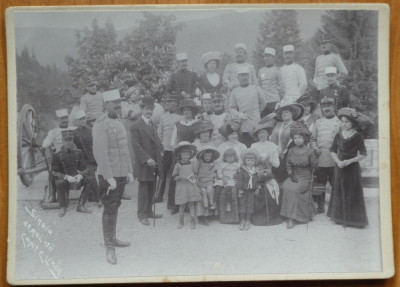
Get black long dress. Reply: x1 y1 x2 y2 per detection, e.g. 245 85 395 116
327 131 368 228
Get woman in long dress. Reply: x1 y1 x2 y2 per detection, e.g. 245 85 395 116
250 121 282 226
269 100 304 183
280 122 317 229
327 108 368 228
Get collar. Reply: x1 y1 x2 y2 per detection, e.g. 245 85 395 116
324 50 331 55
180 119 196 126
214 110 224 115
325 114 335 119
240 83 250 88
285 61 294 65
180 161 191 165
266 63 274 68
142 115 151 124
168 108 177 114
329 82 337 88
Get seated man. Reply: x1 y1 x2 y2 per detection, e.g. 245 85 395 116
51 128 97 217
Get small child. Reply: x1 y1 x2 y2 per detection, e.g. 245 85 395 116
217 148 240 212
195 147 220 210
172 141 202 229
237 148 261 231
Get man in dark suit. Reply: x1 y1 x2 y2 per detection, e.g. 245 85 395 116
130 95 164 226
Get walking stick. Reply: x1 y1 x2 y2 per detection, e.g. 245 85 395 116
307 167 315 231
264 183 270 227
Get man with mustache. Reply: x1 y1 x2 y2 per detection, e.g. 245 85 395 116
52 128 96 217
310 97 341 214
167 52 201 100
93 89 134 265
223 43 258 93
42 108 73 202
80 77 105 125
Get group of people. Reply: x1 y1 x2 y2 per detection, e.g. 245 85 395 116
41 33 370 265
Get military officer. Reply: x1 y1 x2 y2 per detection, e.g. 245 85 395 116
42 108 71 152
313 34 348 91
319 67 350 113
73 110 101 207
80 77 105 123
310 97 341 213
167 52 201 100
51 128 96 217
93 89 134 265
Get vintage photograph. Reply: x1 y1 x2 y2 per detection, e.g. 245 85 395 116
6 4 392 284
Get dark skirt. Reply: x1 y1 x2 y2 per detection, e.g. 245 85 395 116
252 185 282 226
218 186 239 223
327 163 368 227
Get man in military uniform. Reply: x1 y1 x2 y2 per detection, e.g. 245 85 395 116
310 97 341 213
223 43 258 93
52 128 96 217
73 110 101 207
42 108 72 202
80 77 104 124
319 67 350 113
313 34 348 91
131 95 164 226
167 52 201 100
93 89 134 265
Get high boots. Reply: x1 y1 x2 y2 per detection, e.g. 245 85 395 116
102 214 117 264
77 189 92 214
317 192 326 214
112 212 130 248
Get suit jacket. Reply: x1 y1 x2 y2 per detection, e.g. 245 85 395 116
130 117 164 181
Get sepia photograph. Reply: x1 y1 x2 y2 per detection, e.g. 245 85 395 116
6 4 392 284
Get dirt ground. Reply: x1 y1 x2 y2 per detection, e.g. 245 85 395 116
12 172 382 281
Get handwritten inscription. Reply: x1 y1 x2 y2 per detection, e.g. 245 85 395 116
21 206 62 279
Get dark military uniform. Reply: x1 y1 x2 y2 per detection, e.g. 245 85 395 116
51 147 96 211
74 126 100 202
319 83 350 113
167 69 200 100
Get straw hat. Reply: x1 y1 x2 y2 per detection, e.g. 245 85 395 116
196 147 220 161
274 99 304 121
193 120 214 135
337 108 374 127
176 99 201 115
174 141 197 159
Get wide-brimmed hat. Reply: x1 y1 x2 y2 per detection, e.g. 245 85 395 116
240 148 260 165
297 94 318 111
193 120 214 135
139 95 155 107
274 99 304 121
290 121 311 140
337 108 374 127
201 51 221 67
219 122 242 139
176 99 201 115
251 121 275 138
174 141 197 159
196 147 220 161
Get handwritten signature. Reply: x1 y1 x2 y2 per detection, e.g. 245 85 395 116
21 206 62 279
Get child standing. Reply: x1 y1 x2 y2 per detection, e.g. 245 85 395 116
237 148 262 231
217 148 240 213
172 141 202 229
195 147 220 210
